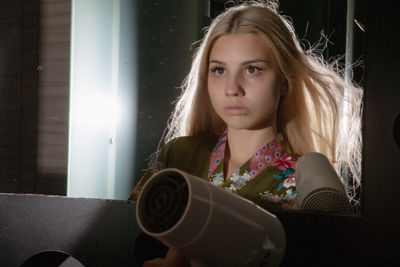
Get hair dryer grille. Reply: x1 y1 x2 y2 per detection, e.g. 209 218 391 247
138 174 188 233
302 187 352 213
296 152 353 214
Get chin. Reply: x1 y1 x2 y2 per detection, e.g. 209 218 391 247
221 112 275 131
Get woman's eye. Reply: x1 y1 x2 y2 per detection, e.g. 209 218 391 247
245 66 261 75
211 67 226 76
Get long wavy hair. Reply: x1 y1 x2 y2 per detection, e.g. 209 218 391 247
162 0 363 204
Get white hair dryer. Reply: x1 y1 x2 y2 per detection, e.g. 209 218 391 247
136 168 286 267
295 152 352 213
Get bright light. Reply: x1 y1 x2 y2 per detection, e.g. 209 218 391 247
74 92 122 129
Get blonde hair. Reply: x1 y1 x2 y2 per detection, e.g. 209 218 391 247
164 1 363 204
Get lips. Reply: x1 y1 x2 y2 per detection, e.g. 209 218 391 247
224 105 249 115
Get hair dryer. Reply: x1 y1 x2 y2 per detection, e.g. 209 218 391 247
295 152 352 213
136 168 286 267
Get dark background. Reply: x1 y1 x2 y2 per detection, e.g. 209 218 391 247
0 0 39 194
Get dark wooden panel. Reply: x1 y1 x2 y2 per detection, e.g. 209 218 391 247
36 0 71 195
0 0 39 193
19 0 39 193
0 0 23 193
0 0 69 195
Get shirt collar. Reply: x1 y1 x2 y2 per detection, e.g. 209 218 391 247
207 130 285 179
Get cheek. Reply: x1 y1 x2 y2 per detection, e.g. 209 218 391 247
208 75 223 89
207 82 217 108
253 81 281 108
208 91 219 111
207 76 214 95
207 78 222 100
207 81 213 99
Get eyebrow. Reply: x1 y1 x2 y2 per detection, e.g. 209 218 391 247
209 59 271 65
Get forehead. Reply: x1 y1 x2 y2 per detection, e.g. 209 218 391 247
209 33 274 62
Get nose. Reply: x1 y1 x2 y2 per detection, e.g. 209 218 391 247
224 74 245 96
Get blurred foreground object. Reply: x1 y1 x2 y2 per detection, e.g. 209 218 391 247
136 168 286 267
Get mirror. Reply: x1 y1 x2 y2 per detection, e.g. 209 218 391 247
0 0 366 214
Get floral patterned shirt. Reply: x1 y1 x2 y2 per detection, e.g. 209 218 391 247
130 132 298 211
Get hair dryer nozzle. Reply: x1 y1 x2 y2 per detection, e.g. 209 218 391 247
138 172 189 233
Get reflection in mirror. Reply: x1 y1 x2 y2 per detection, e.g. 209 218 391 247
130 0 364 217
1 0 365 216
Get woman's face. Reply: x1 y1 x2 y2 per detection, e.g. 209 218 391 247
207 33 283 132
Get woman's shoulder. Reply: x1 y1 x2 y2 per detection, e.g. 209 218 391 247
168 134 219 150
161 135 218 160
161 134 219 170
129 134 219 200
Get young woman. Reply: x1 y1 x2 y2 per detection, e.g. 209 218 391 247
132 1 363 265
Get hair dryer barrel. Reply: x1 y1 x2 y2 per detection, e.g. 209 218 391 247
136 168 286 266
295 152 352 213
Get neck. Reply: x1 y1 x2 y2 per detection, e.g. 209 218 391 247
225 127 276 171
